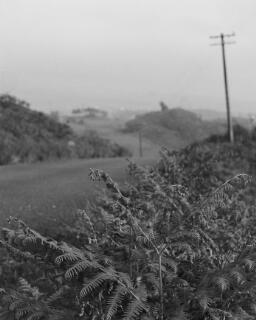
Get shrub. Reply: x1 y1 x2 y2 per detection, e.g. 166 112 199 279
75 131 132 159
207 123 253 144
1 141 256 319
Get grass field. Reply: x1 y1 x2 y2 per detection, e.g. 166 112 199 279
0 156 156 233
0 115 162 234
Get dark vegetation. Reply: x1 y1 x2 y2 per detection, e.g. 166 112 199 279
207 123 256 143
124 108 225 149
2 125 256 319
0 95 130 165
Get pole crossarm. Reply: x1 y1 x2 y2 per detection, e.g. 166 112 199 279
210 41 236 46
210 32 235 40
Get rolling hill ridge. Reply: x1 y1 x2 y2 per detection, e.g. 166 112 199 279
0 95 130 164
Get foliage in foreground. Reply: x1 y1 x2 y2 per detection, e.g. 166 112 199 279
1 142 256 319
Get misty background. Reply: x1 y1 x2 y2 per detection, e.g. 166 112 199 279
0 0 255 115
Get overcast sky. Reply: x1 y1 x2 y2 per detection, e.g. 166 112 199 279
0 0 255 114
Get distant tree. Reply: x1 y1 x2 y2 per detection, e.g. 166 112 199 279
159 101 169 111
72 108 82 114
0 94 30 109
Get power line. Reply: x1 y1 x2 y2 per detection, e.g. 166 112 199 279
210 32 236 143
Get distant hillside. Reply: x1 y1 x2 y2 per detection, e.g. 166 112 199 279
0 95 130 165
124 108 225 150
193 108 256 130
193 109 226 121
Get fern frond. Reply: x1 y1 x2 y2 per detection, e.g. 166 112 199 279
15 306 32 318
0 288 6 294
9 299 27 312
171 242 194 259
144 272 159 290
95 253 113 266
77 209 98 244
170 230 200 243
122 296 147 320
18 278 40 299
162 256 177 273
148 262 163 273
7 217 60 250
0 240 34 260
65 259 99 279
89 168 130 207
230 269 245 285
106 285 127 320
136 235 152 248
214 276 229 292
200 174 251 212
117 272 133 289
26 311 45 320
80 271 117 298
45 286 68 305
55 253 81 264
55 243 95 264
197 291 212 312
242 258 255 271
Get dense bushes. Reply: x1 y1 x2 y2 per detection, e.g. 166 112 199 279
206 124 254 144
75 131 131 159
0 95 130 164
1 140 256 319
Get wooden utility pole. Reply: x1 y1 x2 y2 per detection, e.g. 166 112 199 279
139 129 143 157
210 32 235 143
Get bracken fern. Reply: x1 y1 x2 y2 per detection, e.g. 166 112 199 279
1 142 256 319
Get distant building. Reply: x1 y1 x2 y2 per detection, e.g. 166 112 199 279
72 107 108 118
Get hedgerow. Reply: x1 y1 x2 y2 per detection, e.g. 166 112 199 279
1 141 256 319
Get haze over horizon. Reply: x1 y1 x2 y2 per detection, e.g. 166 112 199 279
0 0 256 115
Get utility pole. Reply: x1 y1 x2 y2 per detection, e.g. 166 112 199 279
139 129 143 157
210 32 235 143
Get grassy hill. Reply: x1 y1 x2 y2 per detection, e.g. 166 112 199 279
0 95 130 164
124 107 226 149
